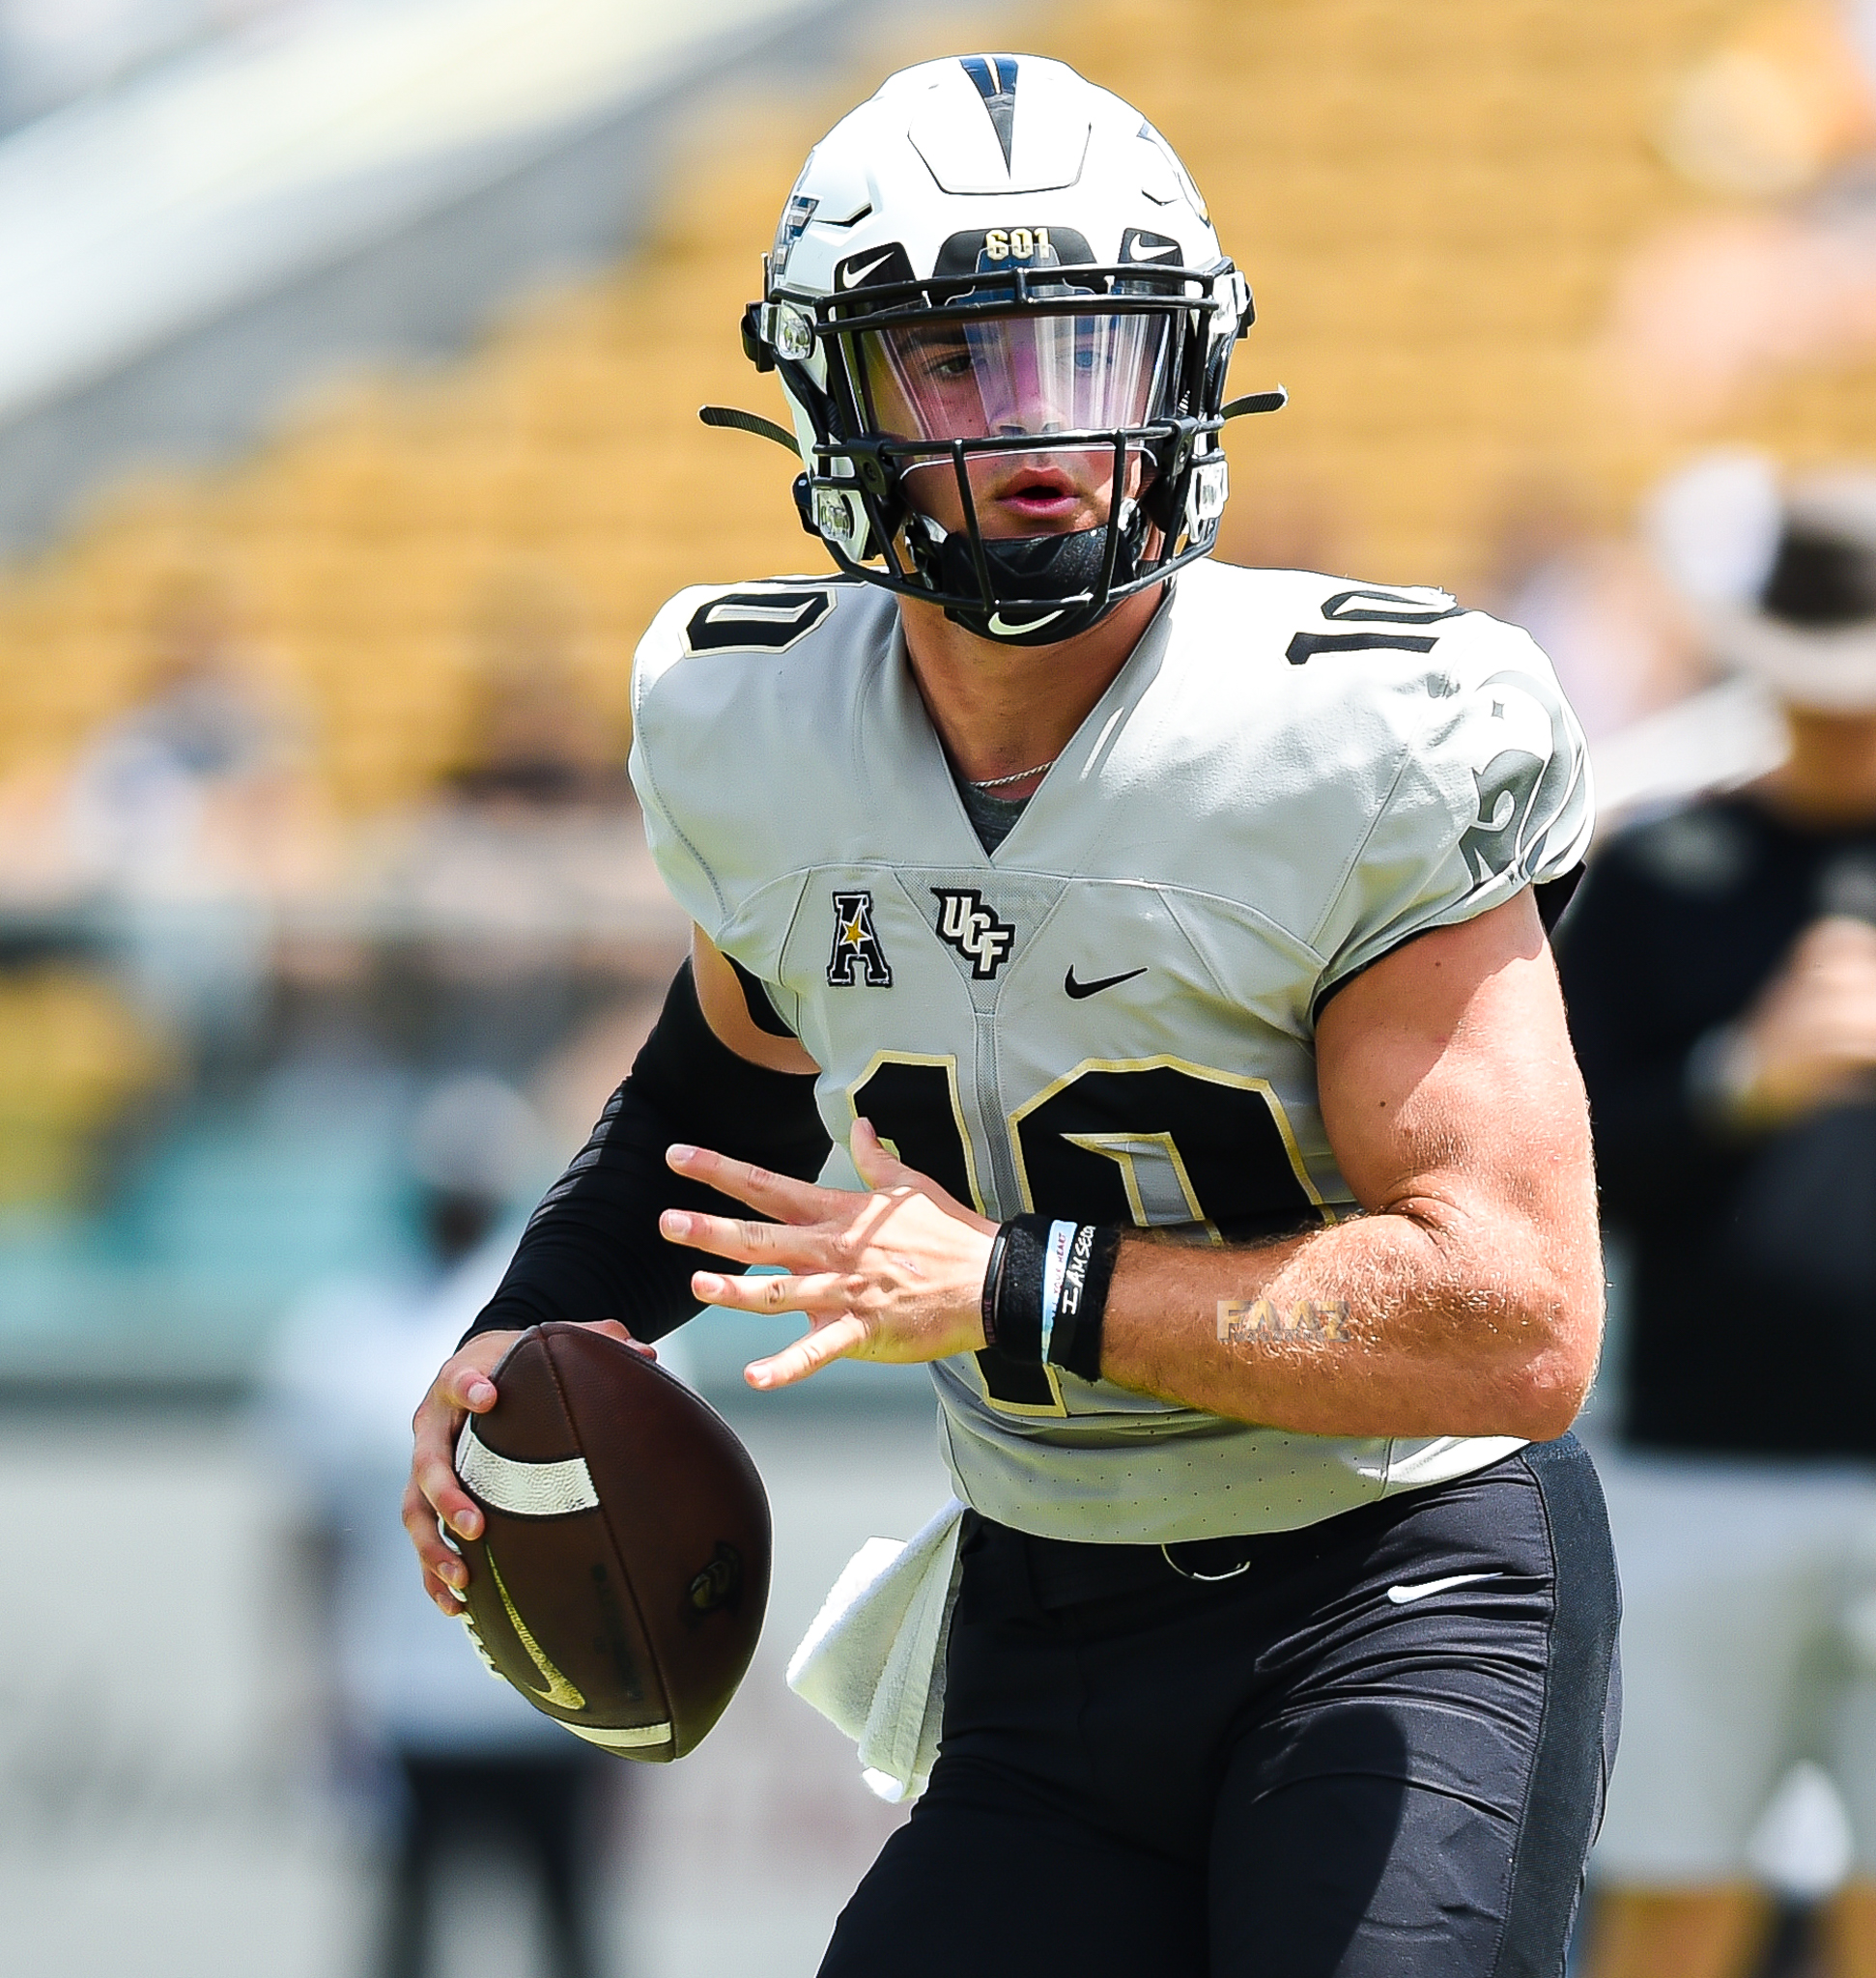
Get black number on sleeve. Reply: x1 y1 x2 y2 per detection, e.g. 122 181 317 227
1286 630 1437 665
1321 588 1466 626
1456 666 1588 890
684 588 834 653
1287 587 1466 665
1460 749 1549 885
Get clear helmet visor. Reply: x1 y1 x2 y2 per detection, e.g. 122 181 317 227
855 309 1176 454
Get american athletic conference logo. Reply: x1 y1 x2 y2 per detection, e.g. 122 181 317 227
828 891 893 986
931 888 1016 980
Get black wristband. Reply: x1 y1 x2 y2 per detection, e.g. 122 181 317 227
986 1215 1048 1364
980 1225 1012 1351
1049 1222 1123 1384
982 1215 1122 1383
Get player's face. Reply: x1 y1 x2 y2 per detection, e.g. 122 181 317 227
857 311 1172 539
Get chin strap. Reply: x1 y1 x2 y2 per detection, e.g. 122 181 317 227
698 405 801 456
1221 386 1288 420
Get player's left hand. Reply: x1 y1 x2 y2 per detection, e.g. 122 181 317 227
660 1119 998 1389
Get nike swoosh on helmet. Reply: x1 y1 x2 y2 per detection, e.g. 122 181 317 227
839 250 897 289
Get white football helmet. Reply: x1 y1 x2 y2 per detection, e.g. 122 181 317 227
715 54 1280 646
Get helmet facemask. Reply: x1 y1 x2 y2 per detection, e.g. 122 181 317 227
763 259 1249 647
851 302 1174 641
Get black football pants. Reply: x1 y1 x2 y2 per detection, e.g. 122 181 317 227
818 1435 1620 1978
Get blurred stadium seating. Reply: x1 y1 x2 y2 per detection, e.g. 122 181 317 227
8 0 1876 823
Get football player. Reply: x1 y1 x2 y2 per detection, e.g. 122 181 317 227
405 55 1615 1977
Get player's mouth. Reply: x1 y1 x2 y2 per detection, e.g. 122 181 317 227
985 463 1094 531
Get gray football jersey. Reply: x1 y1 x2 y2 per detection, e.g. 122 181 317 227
629 558 1593 1542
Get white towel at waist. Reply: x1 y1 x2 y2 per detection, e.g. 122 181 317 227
786 1496 967 1803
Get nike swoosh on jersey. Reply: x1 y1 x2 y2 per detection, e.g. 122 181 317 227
1384 1570 1502 1605
1064 965 1148 1000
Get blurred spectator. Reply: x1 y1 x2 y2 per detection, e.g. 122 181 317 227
262 1073 616 1978
1480 477 1710 742
0 566 331 926
446 570 629 814
1605 0 1876 432
355 570 657 954
53 569 332 1066
1584 457 1806 824
1561 466 1876 1978
66 568 327 896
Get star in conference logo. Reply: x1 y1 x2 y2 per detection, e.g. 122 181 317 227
827 890 893 987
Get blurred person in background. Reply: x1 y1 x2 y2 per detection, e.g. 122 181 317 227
54 569 332 1068
1562 467 1876 1978
264 1073 615 1978
1606 0 1876 435
1479 476 1711 745
67 567 326 899
358 569 652 964
445 570 630 815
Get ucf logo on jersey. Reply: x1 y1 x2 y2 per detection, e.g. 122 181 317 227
931 888 1016 979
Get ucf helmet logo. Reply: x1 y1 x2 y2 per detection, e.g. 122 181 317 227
828 891 893 987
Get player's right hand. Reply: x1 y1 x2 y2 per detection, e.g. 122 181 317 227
404 1320 646 1613
1731 915 1876 1124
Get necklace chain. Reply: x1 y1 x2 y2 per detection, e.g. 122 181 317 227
969 758 1057 791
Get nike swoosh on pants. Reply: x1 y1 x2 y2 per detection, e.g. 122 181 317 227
1384 1570 1502 1604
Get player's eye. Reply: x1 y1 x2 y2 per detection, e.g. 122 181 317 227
920 343 976 381
1070 326 1110 372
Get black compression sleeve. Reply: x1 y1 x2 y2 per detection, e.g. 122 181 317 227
462 961 830 1346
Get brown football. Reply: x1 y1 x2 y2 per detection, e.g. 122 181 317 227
448 1322 770 1761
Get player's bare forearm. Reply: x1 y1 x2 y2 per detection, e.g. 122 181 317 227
1101 892 1602 1440
1099 1191 1589 1439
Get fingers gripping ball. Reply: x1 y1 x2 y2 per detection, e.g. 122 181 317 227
443 1323 770 1761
